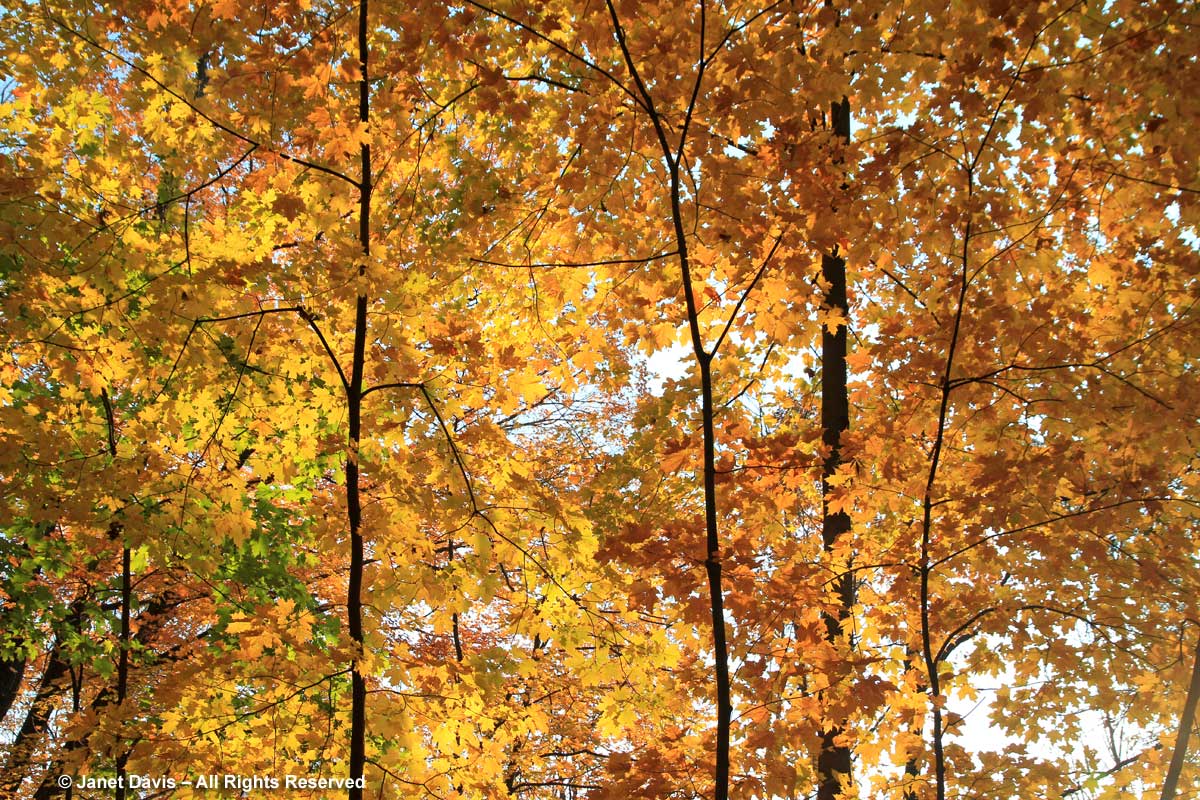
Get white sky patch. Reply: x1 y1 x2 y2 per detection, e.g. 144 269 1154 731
643 342 692 395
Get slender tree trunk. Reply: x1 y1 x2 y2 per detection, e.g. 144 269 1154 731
113 544 131 800
919 217 972 800
699 353 732 800
103 388 132 800
347 1 371 796
602 4 730 793
817 97 854 800
1161 635 1200 800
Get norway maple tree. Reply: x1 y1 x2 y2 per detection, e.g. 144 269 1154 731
1 0 1197 799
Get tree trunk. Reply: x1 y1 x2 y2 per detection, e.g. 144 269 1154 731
1161 635 1200 800
0 651 25 724
0 642 69 796
347 1 371 796
817 96 854 800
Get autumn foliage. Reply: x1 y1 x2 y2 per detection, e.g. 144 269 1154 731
1 1 1198 798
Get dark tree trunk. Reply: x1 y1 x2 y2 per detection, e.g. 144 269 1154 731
0 651 25 723
347 1 371 797
1 642 69 796
817 96 854 800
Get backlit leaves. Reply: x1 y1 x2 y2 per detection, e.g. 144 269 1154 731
1 1 1197 799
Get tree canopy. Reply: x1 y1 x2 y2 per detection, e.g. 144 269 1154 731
1 0 1198 798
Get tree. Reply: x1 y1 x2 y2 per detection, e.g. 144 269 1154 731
1 1 1197 799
